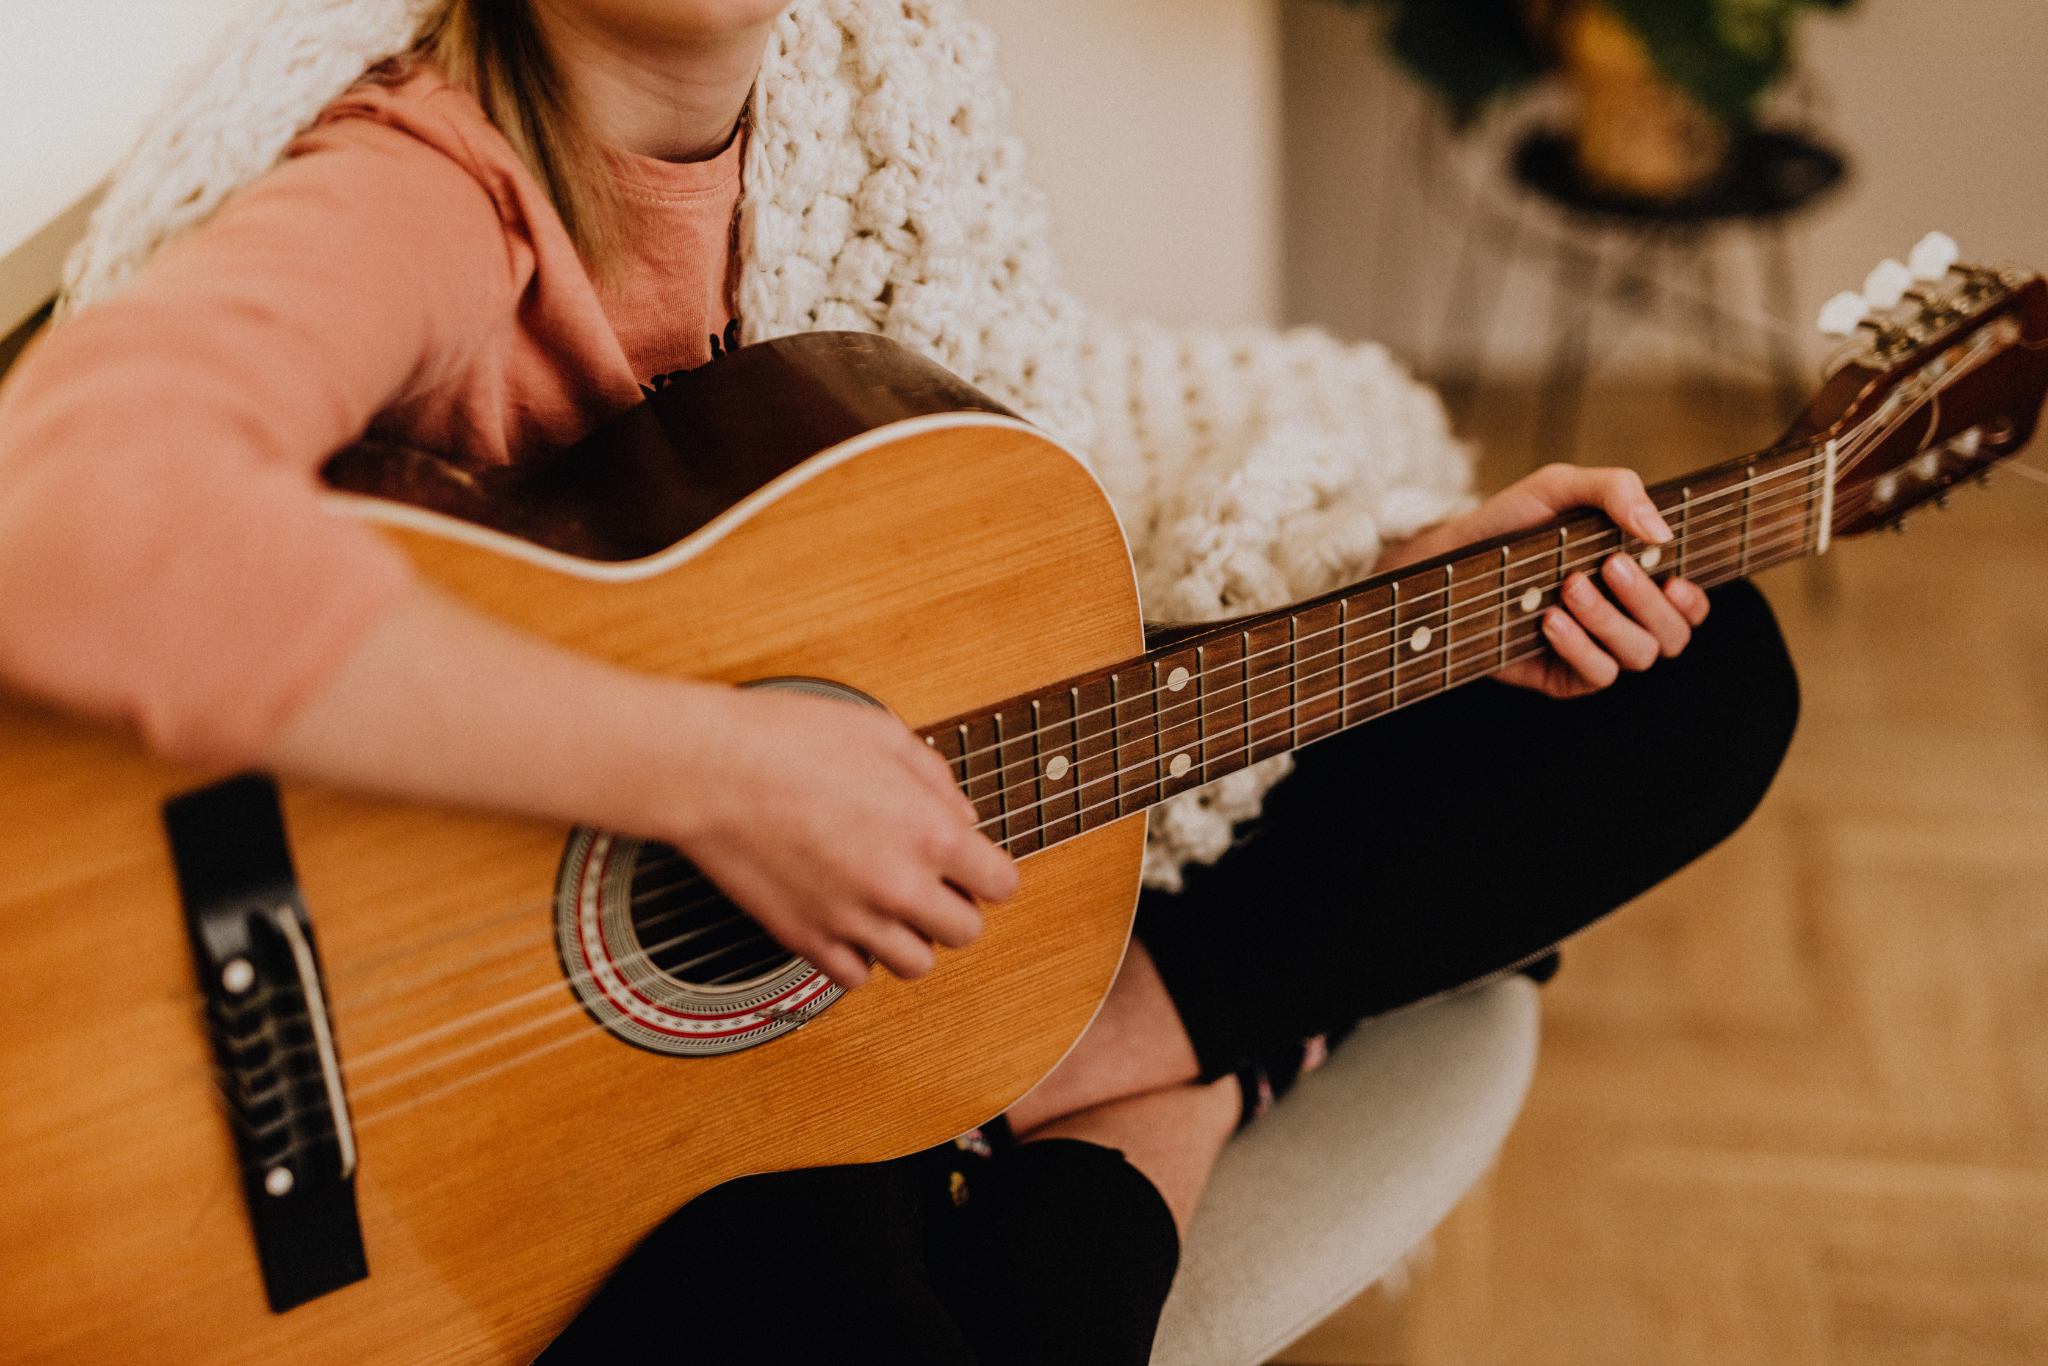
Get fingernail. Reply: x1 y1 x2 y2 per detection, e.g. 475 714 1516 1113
1608 552 1638 582
1640 506 1674 543
1565 573 1595 605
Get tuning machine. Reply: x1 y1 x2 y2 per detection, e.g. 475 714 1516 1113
1817 232 1992 360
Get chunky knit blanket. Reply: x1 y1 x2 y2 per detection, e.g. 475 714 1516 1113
60 0 1472 888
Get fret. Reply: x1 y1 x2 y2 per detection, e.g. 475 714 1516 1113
1447 549 1506 689
960 712 1004 833
1500 529 1557 664
914 437 1849 850
1645 485 1686 586
1392 569 1451 708
1339 583 1394 726
927 725 967 792
993 700 1038 855
1245 619 1294 764
1155 646 1204 799
1676 483 1691 581
1676 468 1746 589
1113 663 1160 815
1561 516 1622 596
1753 448 1819 575
1072 673 1118 832
1293 602 1344 746
1034 690 1080 845
1197 632 1246 784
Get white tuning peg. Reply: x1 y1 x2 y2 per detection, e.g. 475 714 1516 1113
1818 291 1870 337
1863 259 1913 308
1909 231 1959 280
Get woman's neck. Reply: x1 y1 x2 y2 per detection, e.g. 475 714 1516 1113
531 1 776 163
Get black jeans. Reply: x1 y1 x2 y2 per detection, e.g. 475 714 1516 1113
545 579 1798 1366
1138 577 1800 1079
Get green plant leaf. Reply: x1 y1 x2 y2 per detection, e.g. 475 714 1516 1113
1348 0 1548 125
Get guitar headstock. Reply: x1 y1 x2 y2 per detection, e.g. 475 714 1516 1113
1788 234 2048 540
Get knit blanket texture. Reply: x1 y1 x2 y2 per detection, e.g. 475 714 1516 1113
60 0 1473 888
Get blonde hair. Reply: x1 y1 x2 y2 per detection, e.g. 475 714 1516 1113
416 0 626 275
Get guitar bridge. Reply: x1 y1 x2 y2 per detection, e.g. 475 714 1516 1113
164 774 368 1312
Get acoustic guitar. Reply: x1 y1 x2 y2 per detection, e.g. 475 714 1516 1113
2 247 2043 1365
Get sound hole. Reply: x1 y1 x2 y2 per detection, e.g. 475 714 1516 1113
628 843 798 990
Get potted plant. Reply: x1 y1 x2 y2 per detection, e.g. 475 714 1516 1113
1341 0 1854 200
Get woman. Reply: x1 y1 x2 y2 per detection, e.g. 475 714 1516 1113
0 1 1796 1361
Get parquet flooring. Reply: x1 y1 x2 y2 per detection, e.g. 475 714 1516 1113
1275 378 2048 1365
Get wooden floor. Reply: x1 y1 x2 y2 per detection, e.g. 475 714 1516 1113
1275 377 2048 1366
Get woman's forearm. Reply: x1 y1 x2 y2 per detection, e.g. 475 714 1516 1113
263 580 1015 986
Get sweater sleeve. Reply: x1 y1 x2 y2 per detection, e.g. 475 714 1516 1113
0 115 522 765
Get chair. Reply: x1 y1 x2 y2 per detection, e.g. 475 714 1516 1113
1151 976 1541 1365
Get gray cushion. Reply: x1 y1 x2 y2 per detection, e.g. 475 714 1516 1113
1150 978 1540 1366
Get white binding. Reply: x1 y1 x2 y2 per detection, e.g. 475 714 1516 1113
321 410 1072 583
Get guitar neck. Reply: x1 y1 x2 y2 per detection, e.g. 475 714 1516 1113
923 439 1832 856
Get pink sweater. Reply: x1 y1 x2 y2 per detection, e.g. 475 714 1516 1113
0 65 741 764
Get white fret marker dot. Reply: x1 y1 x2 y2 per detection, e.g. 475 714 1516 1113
1518 588 1541 613
1168 752 1193 778
1409 625 1432 653
1044 756 1070 782
1639 546 1662 571
1167 667 1190 692
264 1166 294 1197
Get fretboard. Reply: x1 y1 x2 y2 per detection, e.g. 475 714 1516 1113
922 441 1833 857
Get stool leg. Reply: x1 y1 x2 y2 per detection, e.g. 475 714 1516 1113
1760 223 1807 427
1429 204 1521 429
1536 231 1599 465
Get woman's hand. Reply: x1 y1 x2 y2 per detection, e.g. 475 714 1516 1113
1375 464 1711 699
666 687 1018 988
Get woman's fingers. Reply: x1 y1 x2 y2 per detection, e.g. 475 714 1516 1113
1666 574 1711 627
1526 560 1712 695
1539 603 1620 691
1560 568 1659 671
1599 552 1692 658
859 917 939 981
1509 464 1672 545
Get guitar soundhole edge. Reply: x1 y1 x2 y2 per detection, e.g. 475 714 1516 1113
552 828 843 1057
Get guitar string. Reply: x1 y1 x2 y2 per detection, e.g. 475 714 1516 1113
325 331 2000 1016
334 477 1833 1046
950 488 1829 818
328 464 1834 1021
314 345 2017 1117
335 418 1909 1066
925 452 1839 773
937 473 1833 794
334 481 1839 1048
336 513 1834 1103
302 324 2041 1118
343 879 793 1073
345 582 1769 1131
965 514 1834 846
340 458 1915 1129
932 330 2017 779
331 419 2015 1135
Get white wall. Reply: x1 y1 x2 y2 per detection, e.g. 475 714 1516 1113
1278 0 2048 379
0 0 262 335
972 0 1283 328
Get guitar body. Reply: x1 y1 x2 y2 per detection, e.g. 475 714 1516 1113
0 339 1146 1365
